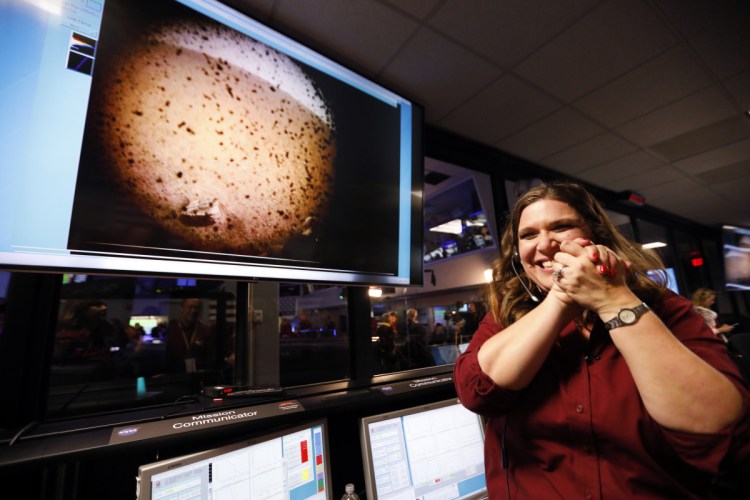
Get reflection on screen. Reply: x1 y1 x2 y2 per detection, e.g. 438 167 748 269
360 399 487 500
137 421 329 500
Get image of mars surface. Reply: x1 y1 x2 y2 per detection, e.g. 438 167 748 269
91 17 336 256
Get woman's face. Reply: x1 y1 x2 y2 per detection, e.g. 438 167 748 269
517 198 592 291
705 294 716 307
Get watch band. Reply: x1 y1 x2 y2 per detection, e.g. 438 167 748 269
604 303 650 331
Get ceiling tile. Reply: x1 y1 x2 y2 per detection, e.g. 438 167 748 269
497 108 603 161
513 0 677 101
695 159 750 186
381 0 442 19
642 179 712 213
724 69 750 111
577 151 665 186
572 46 711 127
438 75 561 145
273 0 419 74
700 178 750 226
428 0 600 68
380 28 503 121
674 138 750 175
603 164 685 193
654 1 750 80
648 116 750 162
651 0 743 38
615 87 736 146
541 133 637 174
667 193 741 226
712 176 750 208
687 17 750 80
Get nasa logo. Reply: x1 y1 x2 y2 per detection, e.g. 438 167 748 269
117 427 140 437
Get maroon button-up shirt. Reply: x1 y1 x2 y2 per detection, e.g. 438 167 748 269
454 292 750 499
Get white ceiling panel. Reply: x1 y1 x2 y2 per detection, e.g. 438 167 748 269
513 0 677 101
615 87 737 146
605 164 686 192
572 46 711 127
274 0 419 74
541 133 637 175
379 27 503 121
382 0 441 20
498 108 603 161
674 138 750 176
428 0 600 68
577 151 665 187
438 75 561 144
724 70 750 111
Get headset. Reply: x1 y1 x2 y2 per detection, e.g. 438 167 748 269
511 248 539 302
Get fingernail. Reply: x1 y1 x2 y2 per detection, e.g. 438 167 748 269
597 265 607 274
609 267 616 277
592 252 599 261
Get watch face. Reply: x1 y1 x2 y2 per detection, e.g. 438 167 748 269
619 309 637 324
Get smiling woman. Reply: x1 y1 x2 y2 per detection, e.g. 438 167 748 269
454 181 750 499
516 199 592 293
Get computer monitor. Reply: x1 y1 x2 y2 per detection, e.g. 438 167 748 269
1 0 423 286
646 267 680 295
431 344 461 365
359 398 487 500
136 419 332 500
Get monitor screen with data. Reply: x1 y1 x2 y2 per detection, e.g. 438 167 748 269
0 0 423 285
136 419 332 500
359 398 487 500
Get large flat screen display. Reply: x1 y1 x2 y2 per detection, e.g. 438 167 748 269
359 398 487 500
0 0 424 285
136 419 332 500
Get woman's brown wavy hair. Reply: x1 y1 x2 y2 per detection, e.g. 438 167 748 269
489 181 668 327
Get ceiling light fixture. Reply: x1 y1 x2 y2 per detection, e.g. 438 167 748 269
642 242 667 249
483 268 494 283
429 219 463 234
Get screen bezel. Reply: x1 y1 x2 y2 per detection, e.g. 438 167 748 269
0 0 424 287
136 418 333 500
359 398 487 500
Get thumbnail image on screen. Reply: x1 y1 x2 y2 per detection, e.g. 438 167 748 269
360 398 487 500
136 419 331 500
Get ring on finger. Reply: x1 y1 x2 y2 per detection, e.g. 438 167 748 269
552 265 567 281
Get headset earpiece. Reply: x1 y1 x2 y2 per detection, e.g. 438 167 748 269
510 247 539 303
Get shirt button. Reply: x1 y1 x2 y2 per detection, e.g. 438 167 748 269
576 404 584 413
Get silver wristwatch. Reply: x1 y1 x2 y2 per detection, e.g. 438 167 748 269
603 303 650 330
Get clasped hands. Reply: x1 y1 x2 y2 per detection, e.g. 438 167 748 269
548 238 633 311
